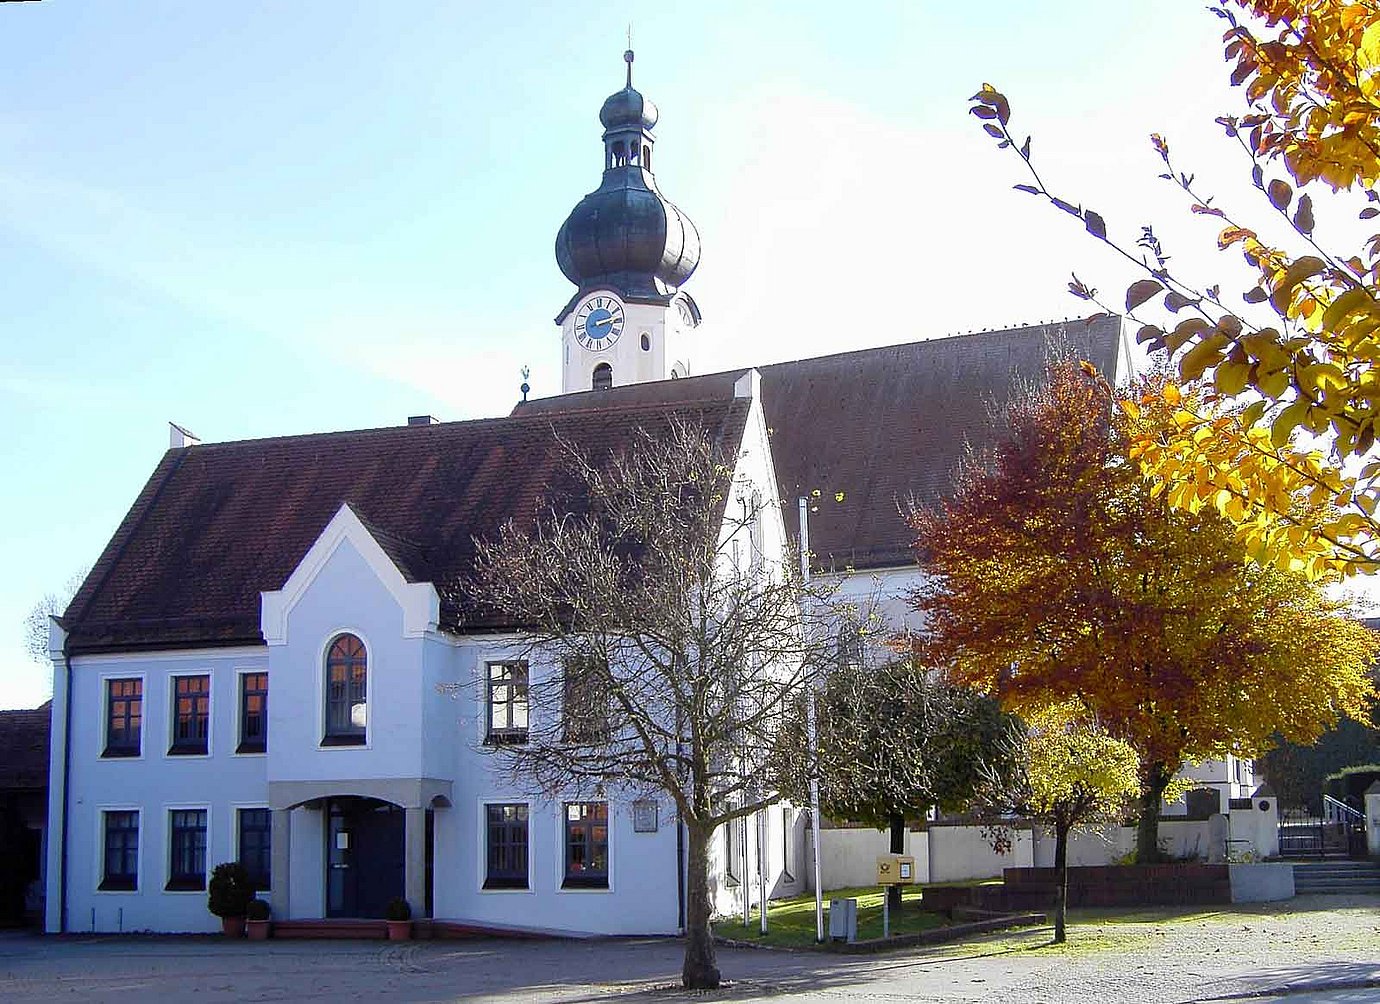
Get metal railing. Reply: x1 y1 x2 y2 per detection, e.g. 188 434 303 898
1322 794 1364 824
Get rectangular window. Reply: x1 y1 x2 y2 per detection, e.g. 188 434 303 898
484 803 529 889
167 809 208 891
238 808 271 891
101 810 139 891
238 672 268 754
103 678 142 758
563 802 609 888
169 675 210 755
485 662 529 744
781 807 794 881
562 656 611 743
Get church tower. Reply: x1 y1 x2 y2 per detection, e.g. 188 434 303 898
554 50 701 393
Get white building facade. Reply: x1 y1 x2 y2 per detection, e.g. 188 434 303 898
47 371 802 935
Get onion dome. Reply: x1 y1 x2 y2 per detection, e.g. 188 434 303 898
600 88 658 132
555 50 700 304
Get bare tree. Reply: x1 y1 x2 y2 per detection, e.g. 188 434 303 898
23 567 88 665
453 417 833 990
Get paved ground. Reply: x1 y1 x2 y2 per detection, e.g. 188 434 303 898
1 895 1377 1003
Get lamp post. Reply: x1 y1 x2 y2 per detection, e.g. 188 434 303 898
799 496 825 943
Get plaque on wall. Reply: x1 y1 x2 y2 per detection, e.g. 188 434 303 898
632 799 658 833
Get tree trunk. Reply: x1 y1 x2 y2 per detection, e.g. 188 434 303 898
682 823 721 990
887 813 905 913
1135 760 1173 864
1052 820 1069 944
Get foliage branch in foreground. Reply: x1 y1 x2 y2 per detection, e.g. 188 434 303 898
971 0 1380 580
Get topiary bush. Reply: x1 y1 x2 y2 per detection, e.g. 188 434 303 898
246 897 270 922
385 896 411 922
207 862 254 918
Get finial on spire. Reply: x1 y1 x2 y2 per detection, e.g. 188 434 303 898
624 27 634 88
520 365 531 403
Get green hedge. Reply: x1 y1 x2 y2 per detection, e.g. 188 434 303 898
1322 763 1380 808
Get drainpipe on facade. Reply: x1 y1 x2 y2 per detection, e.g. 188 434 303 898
676 811 685 933
56 640 73 934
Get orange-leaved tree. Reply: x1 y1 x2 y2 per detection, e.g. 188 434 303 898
970 1 1380 581
908 359 1377 861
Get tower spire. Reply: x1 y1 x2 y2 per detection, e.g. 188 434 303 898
624 39 634 88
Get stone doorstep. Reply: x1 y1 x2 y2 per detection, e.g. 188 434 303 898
269 919 564 941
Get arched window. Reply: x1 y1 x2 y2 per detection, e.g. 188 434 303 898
592 363 613 391
643 146 651 171
323 633 367 745
612 141 627 167
640 332 651 352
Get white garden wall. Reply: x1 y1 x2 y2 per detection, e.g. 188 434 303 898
811 802 1282 892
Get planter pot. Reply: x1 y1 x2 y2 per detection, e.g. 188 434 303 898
221 915 246 938
246 919 271 941
386 920 412 941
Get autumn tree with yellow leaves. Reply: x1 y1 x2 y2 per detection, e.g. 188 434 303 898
909 360 1377 862
982 701 1140 943
971 0 1380 582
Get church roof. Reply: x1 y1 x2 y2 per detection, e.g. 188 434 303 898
61 398 751 654
516 316 1127 572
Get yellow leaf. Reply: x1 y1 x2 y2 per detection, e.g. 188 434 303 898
1215 359 1251 396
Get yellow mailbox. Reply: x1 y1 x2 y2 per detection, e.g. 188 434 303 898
875 854 915 886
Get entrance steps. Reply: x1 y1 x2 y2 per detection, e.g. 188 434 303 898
1292 860 1380 895
273 919 387 939
270 918 562 940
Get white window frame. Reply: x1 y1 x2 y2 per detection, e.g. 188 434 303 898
164 670 213 760
232 667 269 757
98 671 147 761
554 799 614 895
163 802 213 894
231 802 272 891
95 804 142 894
476 797 534 894
316 627 373 751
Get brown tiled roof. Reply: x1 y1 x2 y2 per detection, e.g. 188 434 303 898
63 399 750 654
519 317 1126 571
0 702 51 792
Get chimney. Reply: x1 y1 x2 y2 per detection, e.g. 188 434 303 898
169 422 201 448
408 415 439 427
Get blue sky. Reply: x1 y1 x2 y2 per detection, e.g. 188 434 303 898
0 2 1318 707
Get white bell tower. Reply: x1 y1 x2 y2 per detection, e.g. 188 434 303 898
553 49 702 394
559 290 699 393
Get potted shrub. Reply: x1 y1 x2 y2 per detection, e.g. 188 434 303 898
246 897 271 940
207 862 254 937
385 897 412 941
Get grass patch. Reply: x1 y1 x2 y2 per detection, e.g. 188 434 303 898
713 886 948 949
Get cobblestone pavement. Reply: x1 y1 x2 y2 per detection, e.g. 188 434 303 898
1 895 1376 1003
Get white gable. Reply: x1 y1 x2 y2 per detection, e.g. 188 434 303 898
259 502 440 645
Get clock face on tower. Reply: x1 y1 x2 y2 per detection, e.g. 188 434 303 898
573 293 625 350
